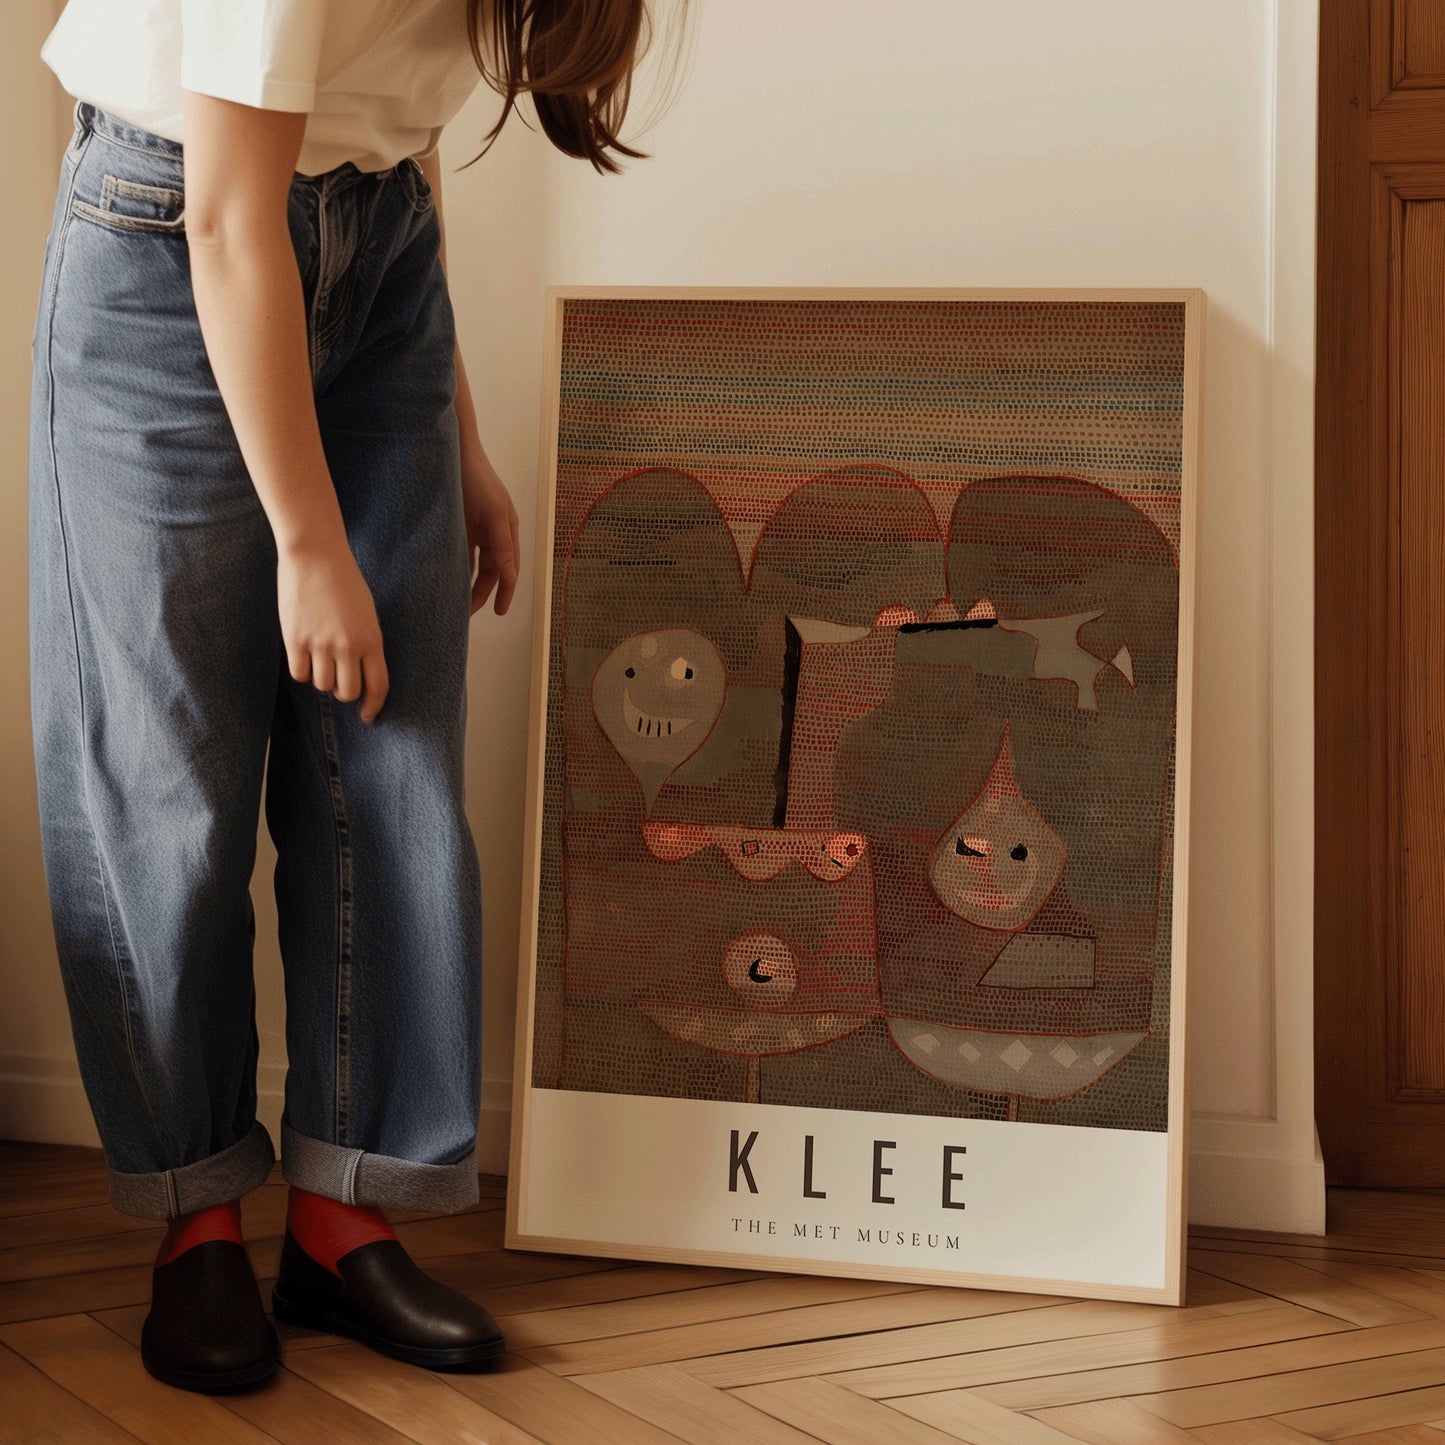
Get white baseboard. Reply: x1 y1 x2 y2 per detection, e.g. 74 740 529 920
1186 1126 1328 1235
0 1054 96 1147
0 1054 1325 1232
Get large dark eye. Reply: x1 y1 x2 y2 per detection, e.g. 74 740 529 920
955 838 984 857
1010 843 1029 861
624 667 635 677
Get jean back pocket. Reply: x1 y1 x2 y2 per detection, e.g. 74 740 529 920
71 173 186 235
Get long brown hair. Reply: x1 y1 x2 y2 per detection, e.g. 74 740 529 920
461 0 695 175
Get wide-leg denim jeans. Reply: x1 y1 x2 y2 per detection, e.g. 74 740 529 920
28 100 484 1221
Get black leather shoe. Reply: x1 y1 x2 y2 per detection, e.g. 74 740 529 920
141 1240 279 1394
271 1226 507 1369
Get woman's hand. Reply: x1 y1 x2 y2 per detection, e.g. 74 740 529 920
460 436 520 616
277 535 390 723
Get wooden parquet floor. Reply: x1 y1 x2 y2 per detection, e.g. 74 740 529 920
1 1141 1442 1443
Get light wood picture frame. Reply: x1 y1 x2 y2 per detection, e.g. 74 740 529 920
505 286 1203 1306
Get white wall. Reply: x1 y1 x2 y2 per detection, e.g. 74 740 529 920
2 0 1322 1233
0 2 91 1153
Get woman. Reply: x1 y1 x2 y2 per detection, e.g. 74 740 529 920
30 0 689 1396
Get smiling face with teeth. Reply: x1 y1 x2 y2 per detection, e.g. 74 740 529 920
592 629 727 812
623 668 697 740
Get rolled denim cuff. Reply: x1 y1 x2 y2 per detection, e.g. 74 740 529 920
107 1118 276 1221
280 1116 479 1213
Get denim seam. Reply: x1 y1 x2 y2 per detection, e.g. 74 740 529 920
85 124 183 164
309 184 328 382
64 119 86 167
38 119 164 1153
109 1121 276 1220
317 313 348 366
317 692 355 1147
107 174 185 206
405 157 434 214
281 1120 480 1212
70 197 187 236
310 179 364 383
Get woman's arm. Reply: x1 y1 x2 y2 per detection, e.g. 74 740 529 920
183 94 341 555
414 147 521 617
182 90 389 720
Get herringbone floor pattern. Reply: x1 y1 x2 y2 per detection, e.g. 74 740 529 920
2 1141 1442 1443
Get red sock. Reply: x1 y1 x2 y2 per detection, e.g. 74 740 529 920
286 1185 398 1277
154 1198 245 1267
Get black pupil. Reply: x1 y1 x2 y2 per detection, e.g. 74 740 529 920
1011 844 1028 861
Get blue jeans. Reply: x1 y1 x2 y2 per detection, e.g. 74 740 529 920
28 100 484 1221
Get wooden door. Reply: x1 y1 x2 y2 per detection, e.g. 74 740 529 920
1316 0 1445 1186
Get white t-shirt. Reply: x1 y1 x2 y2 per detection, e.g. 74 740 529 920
40 0 486 176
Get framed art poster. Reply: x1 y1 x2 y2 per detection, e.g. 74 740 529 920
505 287 1203 1305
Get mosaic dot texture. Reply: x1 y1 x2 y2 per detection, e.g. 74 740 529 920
532 298 1185 1133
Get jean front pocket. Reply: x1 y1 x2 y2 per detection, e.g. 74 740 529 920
71 173 186 235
